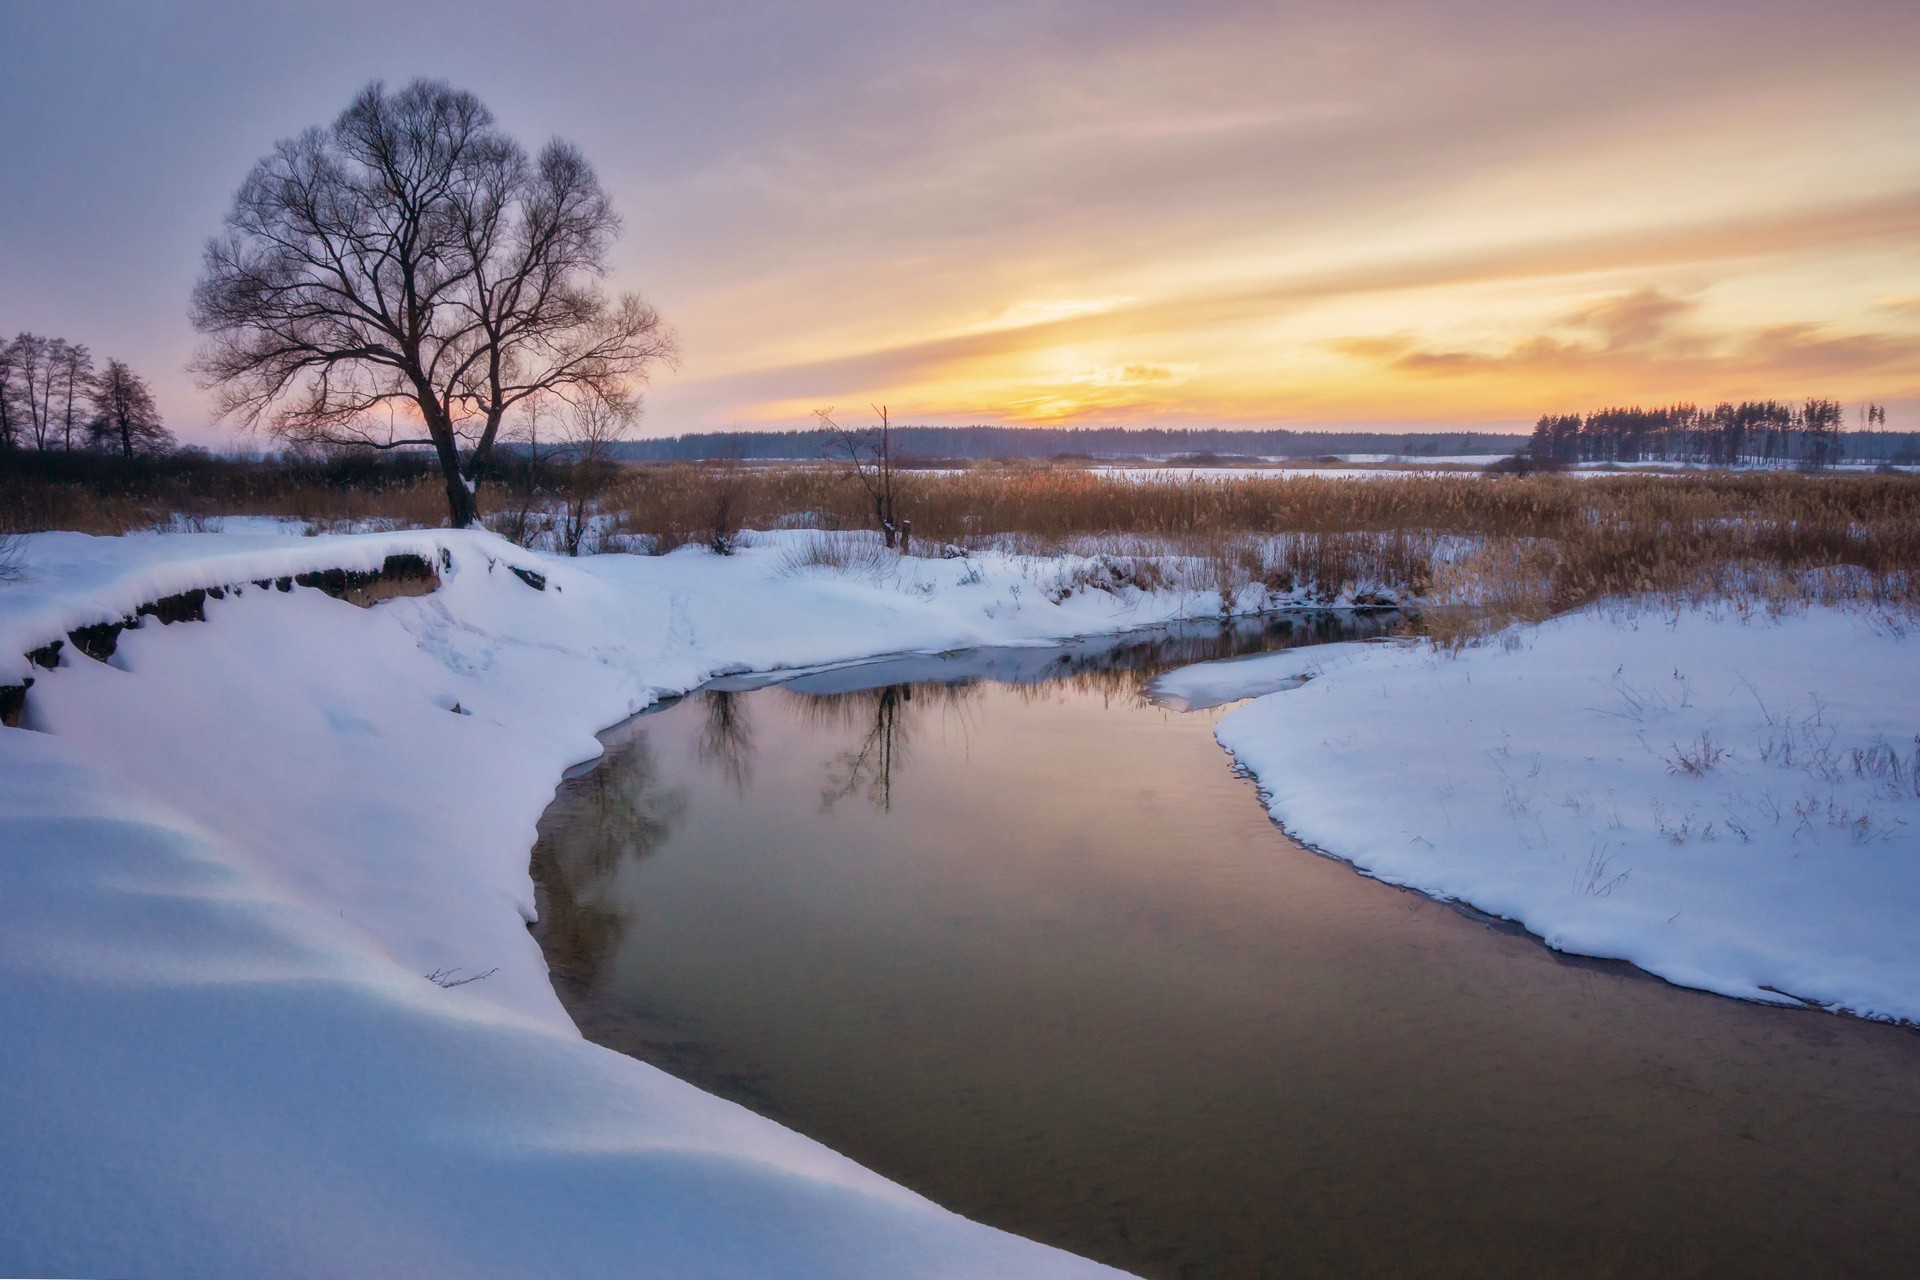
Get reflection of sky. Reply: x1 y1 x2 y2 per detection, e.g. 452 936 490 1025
3 0 1915 442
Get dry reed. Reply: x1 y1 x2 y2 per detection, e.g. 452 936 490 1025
7 455 1915 634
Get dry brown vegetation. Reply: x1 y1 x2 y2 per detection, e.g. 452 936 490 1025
1 451 453 534
7 453 1916 635
590 464 1920 629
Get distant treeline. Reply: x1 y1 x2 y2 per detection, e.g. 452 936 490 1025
0 332 174 458
1528 399 1913 468
619 426 1518 462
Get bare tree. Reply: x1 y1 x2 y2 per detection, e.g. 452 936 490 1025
11 334 56 451
52 341 93 451
817 404 908 550
89 359 175 458
191 78 676 527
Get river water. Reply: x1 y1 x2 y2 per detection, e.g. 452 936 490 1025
531 616 1920 1278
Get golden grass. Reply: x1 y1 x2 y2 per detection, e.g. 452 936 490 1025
592 464 1919 631
586 462 1920 542
7 455 1916 638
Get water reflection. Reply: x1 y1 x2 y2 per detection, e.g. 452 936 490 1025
532 725 684 998
783 683 975 813
696 689 756 793
745 610 1405 703
530 613 1920 1279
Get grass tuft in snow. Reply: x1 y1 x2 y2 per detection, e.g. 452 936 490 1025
0 532 26 583
776 532 901 580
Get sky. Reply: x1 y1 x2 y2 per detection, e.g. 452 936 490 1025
3 0 1917 443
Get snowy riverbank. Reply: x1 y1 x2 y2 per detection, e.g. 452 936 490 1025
7 525 1913 1276
5 526 1282 1279
1174 604 1920 1023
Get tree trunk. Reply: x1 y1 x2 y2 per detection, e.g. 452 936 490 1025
417 394 478 528
441 462 478 527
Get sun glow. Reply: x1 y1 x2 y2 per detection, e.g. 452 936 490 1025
637 7 1920 433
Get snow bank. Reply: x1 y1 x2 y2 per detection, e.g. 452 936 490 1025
1201 606 1920 1022
1 527 1185 1278
0 526 464 686
1146 639 1396 710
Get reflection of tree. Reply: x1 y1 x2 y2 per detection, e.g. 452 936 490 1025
1010 610 1408 706
786 682 979 814
529 723 685 995
696 690 756 792
820 684 911 813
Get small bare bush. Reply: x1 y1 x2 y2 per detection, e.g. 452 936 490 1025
1045 553 1168 603
1845 735 1920 800
1666 732 1727 777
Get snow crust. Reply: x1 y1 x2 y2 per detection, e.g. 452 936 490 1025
1201 606 1920 1022
0 527 1197 1278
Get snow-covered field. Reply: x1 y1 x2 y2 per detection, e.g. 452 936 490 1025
5 526 1256 1280
1171 605 1920 1023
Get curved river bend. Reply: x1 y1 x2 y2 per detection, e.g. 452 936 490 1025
532 616 1920 1279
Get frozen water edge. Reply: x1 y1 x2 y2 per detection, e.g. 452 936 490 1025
1183 604 1920 1025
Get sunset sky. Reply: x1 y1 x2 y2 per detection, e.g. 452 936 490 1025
3 0 1917 442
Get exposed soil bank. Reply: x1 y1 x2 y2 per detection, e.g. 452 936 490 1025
0 552 440 726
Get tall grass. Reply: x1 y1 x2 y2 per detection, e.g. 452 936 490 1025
590 465 1918 626
7 452 1916 631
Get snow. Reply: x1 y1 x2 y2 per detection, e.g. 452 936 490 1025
1146 640 1394 710
10 523 1914 1275
0 527 1195 1279
1195 605 1920 1023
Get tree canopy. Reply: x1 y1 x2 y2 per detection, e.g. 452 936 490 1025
191 78 675 526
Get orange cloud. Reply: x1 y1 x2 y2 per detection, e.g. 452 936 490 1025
1331 296 1919 411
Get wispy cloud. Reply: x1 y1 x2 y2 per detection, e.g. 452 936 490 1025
1334 291 1918 404
6 0 1919 436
